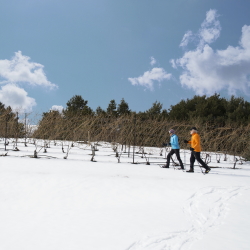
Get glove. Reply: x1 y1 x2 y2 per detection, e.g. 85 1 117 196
190 147 194 151
184 140 188 143
162 143 171 147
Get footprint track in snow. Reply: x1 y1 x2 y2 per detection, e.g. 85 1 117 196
126 186 249 250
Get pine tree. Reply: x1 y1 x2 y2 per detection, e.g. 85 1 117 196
95 106 106 116
63 95 93 117
146 101 163 117
106 99 117 116
117 98 131 116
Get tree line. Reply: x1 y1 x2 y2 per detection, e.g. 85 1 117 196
39 93 250 124
0 102 25 140
1 94 250 159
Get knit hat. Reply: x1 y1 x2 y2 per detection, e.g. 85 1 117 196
190 127 197 131
169 129 175 134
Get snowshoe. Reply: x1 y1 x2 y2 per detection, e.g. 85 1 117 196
160 165 169 168
205 168 211 174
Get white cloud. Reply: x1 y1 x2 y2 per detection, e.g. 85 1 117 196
198 9 221 47
0 51 57 89
0 51 57 112
0 84 36 112
174 10 250 96
180 30 193 48
170 59 177 69
51 105 64 113
150 56 156 66
128 67 172 91
180 9 221 49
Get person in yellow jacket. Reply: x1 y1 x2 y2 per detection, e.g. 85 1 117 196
184 127 211 173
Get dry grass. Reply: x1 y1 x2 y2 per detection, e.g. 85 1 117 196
28 114 250 160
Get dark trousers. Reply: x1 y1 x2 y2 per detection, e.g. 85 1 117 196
190 151 208 170
166 149 184 168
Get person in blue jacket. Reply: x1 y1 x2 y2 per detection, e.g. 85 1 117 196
162 129 184 169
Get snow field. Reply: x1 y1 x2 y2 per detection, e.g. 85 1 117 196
0 140 250 250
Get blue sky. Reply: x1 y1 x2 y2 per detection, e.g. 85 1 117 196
1 0 250 117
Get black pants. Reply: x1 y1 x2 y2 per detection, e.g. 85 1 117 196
166 149 184 168
190 151 209 170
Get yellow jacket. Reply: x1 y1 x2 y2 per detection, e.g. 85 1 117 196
188 133 201 152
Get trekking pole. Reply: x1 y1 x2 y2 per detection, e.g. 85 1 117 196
193 152 205 175
183 140 188 171
184 147 186 170
197 155 206 175
199 165 206 175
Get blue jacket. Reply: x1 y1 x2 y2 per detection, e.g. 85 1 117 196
170 134 180 149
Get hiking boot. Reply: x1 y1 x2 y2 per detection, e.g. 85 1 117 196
186 169 194 173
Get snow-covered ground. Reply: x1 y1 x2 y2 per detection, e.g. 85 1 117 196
0 139 249 250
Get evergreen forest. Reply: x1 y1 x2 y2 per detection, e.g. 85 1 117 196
1 93 250 159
